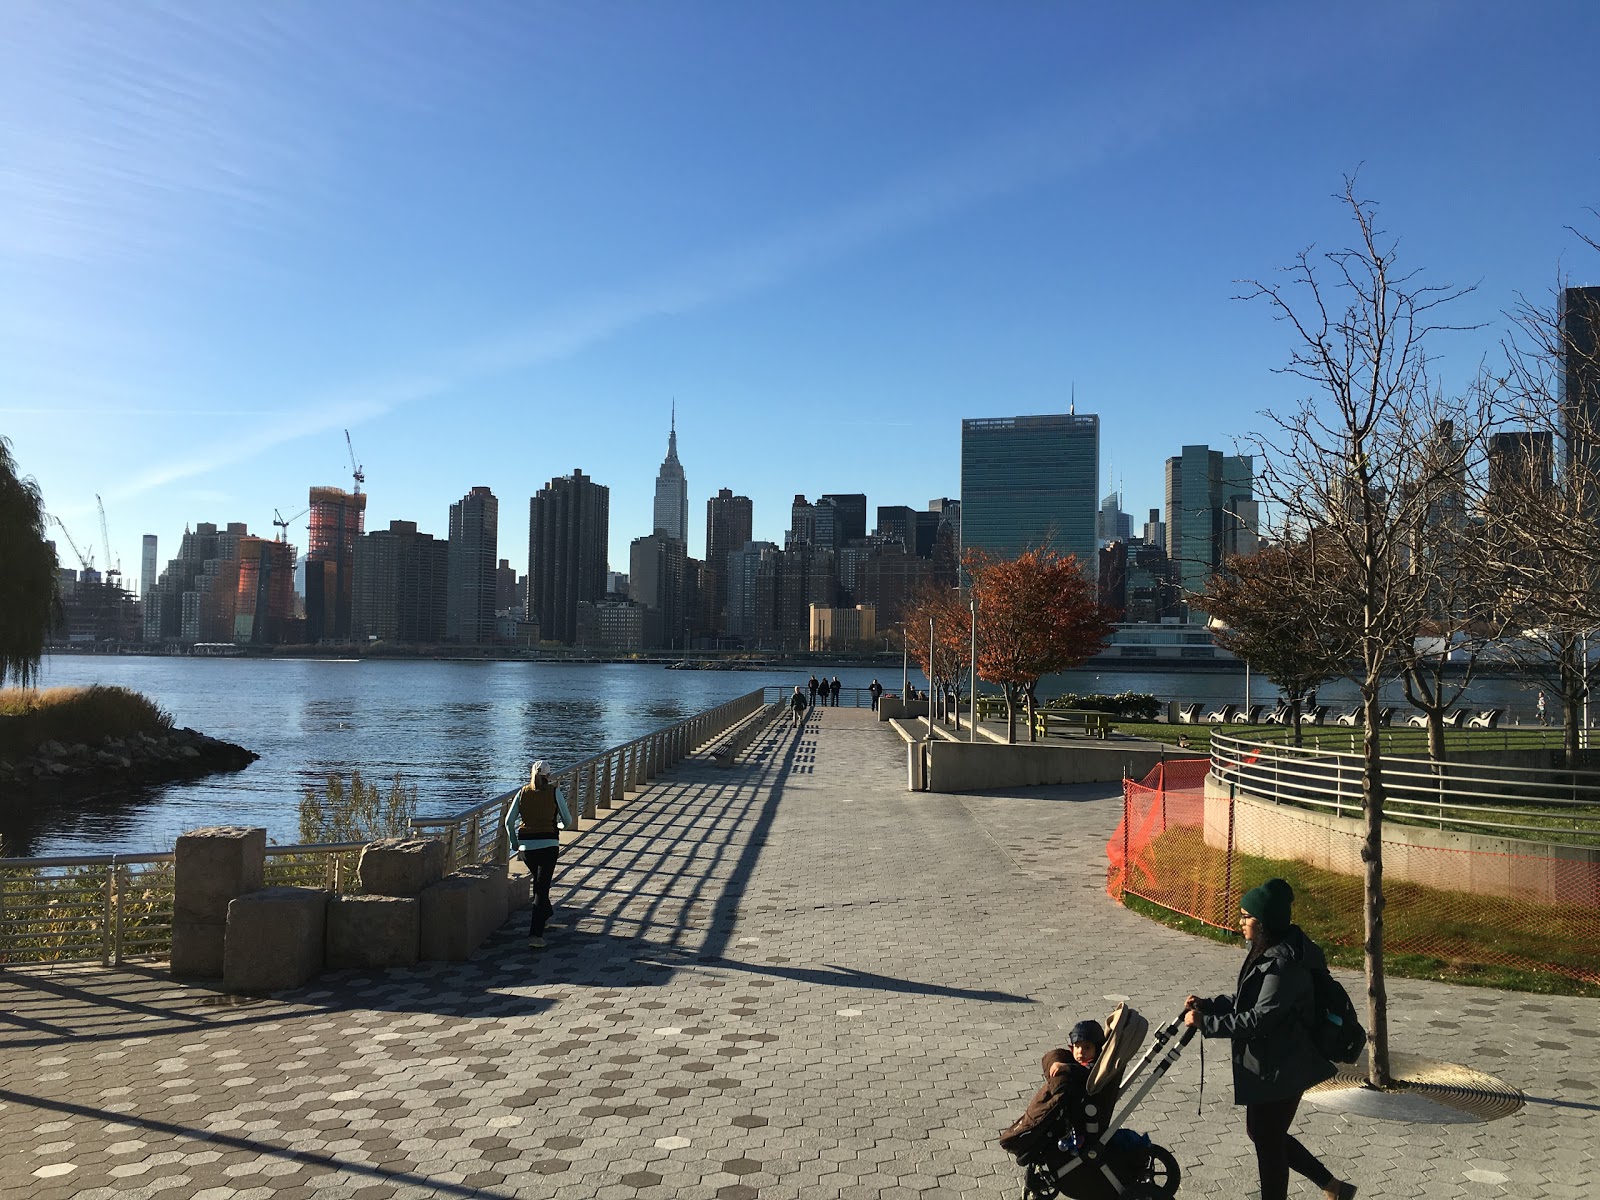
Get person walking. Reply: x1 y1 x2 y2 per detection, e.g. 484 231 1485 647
1537 691 1548 726
1183 878 1355 1200
790 685 808 727
829 675 842 707
869 678 883 711
505 760 572 949
808 675 819 706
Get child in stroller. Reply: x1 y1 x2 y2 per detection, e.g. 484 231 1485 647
999 1003 1188 1200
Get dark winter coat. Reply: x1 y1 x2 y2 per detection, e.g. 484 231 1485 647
1195 924 1336 1105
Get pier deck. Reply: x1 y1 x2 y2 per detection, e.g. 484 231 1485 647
1 707 1595 1198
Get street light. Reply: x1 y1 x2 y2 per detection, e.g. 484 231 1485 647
969 594 978 743
1208 616 1250 711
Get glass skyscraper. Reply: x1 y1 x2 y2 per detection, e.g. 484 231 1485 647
960 412 1099 577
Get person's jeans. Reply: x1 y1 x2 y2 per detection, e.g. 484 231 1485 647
1245 1095 1333 1200
520 846 559 936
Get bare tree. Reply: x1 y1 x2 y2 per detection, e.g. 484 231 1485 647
1240 178 1488 1089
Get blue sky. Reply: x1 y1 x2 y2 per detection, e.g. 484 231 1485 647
4 1 1598 586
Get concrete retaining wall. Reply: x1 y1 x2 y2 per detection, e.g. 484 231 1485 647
1207 776 1600 905
916 739 1169 792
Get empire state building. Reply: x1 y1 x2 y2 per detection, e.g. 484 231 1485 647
652 406 688 545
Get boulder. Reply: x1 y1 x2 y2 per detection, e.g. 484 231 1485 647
171 826 266 979
223 887 329 993
456 862 509 942
326 894 419 969
418 875 480 962
357 837 447 897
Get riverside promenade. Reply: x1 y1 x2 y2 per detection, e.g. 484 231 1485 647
2 708 1595 1199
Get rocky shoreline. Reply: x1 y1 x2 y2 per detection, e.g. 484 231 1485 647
0 727 259 798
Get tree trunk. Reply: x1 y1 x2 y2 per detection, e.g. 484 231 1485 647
1005 684 1019 745
1026 686 1038 743
1361 685 1392 1089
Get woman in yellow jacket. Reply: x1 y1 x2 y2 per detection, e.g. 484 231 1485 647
504 760 572 948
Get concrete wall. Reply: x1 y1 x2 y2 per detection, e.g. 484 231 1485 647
918 740 1168 792
1207 776 1600 905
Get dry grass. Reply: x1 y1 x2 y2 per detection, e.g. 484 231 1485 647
0 685 173 762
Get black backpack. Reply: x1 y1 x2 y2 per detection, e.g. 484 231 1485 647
1308 967 1366 1063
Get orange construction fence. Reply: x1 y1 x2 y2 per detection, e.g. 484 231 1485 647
1107 759 1600 986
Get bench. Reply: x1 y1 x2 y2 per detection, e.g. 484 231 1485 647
975 695 1009 722
1033 709 1115 739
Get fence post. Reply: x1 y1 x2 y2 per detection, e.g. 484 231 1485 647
107 860 120 967
1223 792 1237 922
585 762 598 819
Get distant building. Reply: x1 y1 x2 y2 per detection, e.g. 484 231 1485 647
1164 445 1258 620
726 540 779 639
629 531 687 650
494 558 518 614
577 597 647 651
856 541 932 629
652 406 689 544
1142 508 1165 549
305 486 367 642
1099 539 1177 624
815 494 867 551
786 495 816 549
233 536 297 644
140 534 158 600
1486 430 1555 514
446 487 498 644
529 469 610 645
961 411 1099 578
809 604 876 652
705 487 753 633
354 519 449 644
144 522 256 644
1561 285 1600 478
1096 491 1131 547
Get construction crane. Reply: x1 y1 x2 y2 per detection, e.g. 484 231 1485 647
273 506 310 543
50 515 93 573
95 494 121 584
344 429 364 495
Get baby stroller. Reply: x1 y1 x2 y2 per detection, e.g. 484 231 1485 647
1002 1003 1193 1200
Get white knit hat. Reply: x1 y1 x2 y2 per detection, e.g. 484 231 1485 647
529 760 547 785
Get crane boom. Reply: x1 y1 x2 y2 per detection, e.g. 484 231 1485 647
50 516 93 572
272 506 311 542
96 494 120 579
344 429 364 495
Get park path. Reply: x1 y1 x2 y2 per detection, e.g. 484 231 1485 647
1 706 1595 1198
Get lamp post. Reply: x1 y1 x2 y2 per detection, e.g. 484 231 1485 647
926 615 936 742
1208 616 1249 712
969 594 978 742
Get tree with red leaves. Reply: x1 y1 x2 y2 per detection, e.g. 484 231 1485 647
967 547 1115 743
899 584 973 727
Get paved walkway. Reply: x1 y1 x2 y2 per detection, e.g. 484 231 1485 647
1 708 1595 1199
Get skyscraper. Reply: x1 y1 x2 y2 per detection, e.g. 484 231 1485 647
629 531 687 650
529 469 610 645
354 520 449 644
705 487 753 632
1164 445 1258 619
1096 491 1131 547
960 411 1099 576
815 494 867 551
140 534 158 600
1561 286 1600 479
304 486 366 642
446 487 498 644
652 405 688 545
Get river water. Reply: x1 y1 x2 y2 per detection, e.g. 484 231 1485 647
13 655 1546 857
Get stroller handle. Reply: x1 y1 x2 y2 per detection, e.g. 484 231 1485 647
1099 1010 1197 1145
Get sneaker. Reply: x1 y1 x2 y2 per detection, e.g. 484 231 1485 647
528 936 546 949
1323 1182 1357 1200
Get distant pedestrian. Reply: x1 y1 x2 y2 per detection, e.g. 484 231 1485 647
505 760 572 949
790 685 808 727
869 679 883 711
1184 879 1355 1200
1537 692 1548 726
808 675 819 706
830 676 841 707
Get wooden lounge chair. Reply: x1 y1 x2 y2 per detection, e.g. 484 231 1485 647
1335 706 1362 726
1443 709 1468 728
1176 702 1203 725
1466 708 1503 730
1262 703 1292 725
1233 704 1266 724
1205 703 1239 724
1303 704 1330 726
1376 706 1396 727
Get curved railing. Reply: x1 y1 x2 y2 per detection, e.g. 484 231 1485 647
1209 729 1600 843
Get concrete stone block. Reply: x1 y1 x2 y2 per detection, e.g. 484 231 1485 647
456 862 509 942
223 887 328 994
173 826 266 924
418 875 479 962
326 894 419 969
356 837 447 897
170 919 226 978
507 873 531 912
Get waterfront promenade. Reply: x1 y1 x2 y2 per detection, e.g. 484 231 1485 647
2 709 1595 1198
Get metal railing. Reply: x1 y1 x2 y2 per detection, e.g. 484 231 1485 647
407 687 768 870
1 688 768 965
1210 730 1600 844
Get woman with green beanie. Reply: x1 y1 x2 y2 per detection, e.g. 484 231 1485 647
1182 878 1356 1200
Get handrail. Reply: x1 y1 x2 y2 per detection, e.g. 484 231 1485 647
1210 730 1600 844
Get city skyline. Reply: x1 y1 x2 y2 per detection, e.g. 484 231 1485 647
5 4 1598 584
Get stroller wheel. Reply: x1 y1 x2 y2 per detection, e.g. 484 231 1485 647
1021 1165 1059 1199
1139 1144 1182 1197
